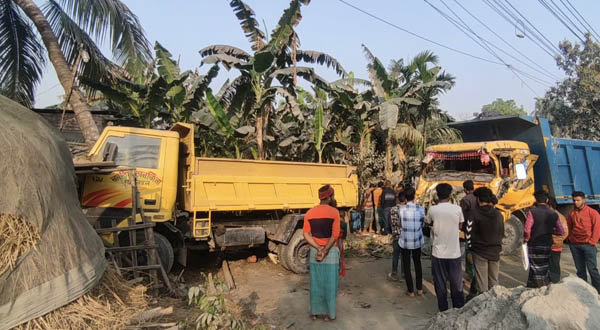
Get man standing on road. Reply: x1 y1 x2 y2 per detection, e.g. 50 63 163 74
460 180 478 300
548 197 568 283
380 180 397 235
303 185 341 321
467 187 504 295
427 183 465 311
362 184 376 234
389 191 407 281
398 187 425 296
567 191 600 293
373 182 384 235
523 190 565 288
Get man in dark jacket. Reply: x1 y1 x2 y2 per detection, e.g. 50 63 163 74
524 190 565 288
467 187 504 295
380 180 397 235
460 180 477 299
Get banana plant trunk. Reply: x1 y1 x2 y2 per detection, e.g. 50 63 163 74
14 0 100 147
256 113 264 160
385 131 393 180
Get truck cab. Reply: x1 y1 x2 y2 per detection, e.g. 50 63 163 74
416 140 538 254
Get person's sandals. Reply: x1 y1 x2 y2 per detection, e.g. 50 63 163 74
311 315 318 321
324 316 335 321
405 291 415 297
388 272 399 281
417 290 424 296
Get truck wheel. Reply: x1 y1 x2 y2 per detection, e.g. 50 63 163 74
154 233 174 273
277 243 290 270
119 231 174 273
501 215 523 255
283 229 310 274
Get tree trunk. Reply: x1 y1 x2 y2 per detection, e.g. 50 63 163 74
385 131 393 180
255 109 264 160
14 0 100 147
422 117 428 155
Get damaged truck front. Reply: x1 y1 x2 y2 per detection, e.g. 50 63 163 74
417 141 538 254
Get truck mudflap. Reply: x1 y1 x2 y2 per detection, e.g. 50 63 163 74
214 227 266 248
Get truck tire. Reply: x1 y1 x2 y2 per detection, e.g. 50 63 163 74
119 231 174 273
501 215 523 255
154 233 174 273
283 229 310 274
277 243 290 270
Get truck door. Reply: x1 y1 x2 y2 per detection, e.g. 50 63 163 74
82 133 164 210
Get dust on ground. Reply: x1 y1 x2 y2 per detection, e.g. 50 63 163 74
161 232 585 329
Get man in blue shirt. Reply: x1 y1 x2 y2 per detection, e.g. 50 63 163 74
398 187 425 296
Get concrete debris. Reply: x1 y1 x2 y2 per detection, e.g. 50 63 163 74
425 275 600 330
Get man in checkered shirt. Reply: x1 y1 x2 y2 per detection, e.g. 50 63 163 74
398 187 426 296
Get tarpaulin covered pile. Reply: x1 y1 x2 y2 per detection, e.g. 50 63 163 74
0 96 106 329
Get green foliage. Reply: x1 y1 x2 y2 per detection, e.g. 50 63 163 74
82 42 218 128
479 98 527 117
0 0 151 106
537 34 600 140
187 274 267 330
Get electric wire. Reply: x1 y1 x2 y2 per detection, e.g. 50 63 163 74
336 0 503 66
483 0 560 59
426 0 542 95
562 0 600 40
452 0 561 81
537 0 584 42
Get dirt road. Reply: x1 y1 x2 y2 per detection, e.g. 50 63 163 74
224 233 581 330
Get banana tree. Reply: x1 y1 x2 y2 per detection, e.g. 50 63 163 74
199 0 346 160
81 42 218 128
361 45 424 178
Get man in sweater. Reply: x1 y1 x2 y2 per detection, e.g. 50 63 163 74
389 191 407 281
380 180 397 235
426 183 465 311
373 182 384 235
467 187 504 295
548 197 568 283
523 190 565 288
567 191 600 293
460 180 477 299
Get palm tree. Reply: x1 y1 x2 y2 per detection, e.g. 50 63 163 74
199 0 346 159
2 0 151 145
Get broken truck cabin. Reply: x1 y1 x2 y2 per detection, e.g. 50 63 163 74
418 115 600 254
76 122 358 274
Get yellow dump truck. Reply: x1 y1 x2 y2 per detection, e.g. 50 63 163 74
79 123 358 273
416 140 538 254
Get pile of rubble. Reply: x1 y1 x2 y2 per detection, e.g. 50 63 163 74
426 276 600 330
345 234 393 258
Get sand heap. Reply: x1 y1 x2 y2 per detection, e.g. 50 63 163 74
426 275 600 330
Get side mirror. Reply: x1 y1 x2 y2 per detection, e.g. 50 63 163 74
515 163 527 180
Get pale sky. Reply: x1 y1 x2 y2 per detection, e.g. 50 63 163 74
34 0 600 120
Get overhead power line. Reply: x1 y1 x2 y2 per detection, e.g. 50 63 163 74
336 0 502 65
451 0 561 81
537 0 584 42
562 0 600 40
426 0 542 96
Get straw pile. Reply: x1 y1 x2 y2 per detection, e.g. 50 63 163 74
345 234 393 258
15 266 151 330
0 214 40 276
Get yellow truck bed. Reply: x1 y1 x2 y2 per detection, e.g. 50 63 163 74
187 157 358 212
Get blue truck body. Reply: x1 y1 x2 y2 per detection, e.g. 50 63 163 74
450 116 600 206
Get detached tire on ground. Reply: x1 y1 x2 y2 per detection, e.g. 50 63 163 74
283 229 310 274
501 215 524 255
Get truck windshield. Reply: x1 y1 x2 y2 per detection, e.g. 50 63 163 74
104 135 161 169
423 156 496 182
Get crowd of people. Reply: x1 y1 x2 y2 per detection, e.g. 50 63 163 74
302 181 600 321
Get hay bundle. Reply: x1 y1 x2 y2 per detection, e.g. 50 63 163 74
0 214 39 276
16 266 150 330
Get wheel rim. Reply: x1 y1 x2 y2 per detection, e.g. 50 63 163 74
296 241 310 265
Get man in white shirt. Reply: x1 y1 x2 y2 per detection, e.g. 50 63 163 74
426 183 466 311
